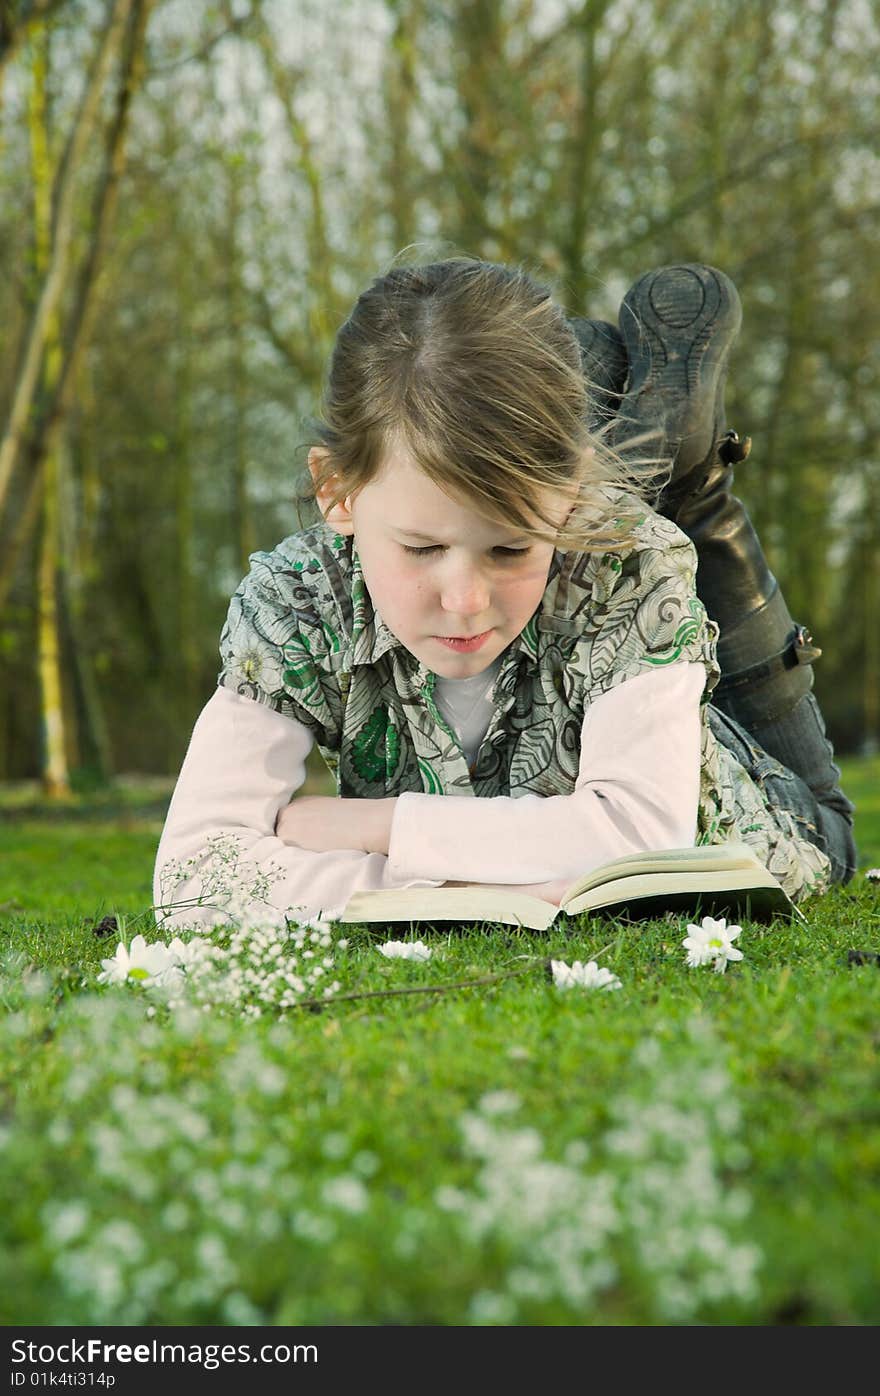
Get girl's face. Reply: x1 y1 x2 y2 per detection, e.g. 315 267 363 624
312 441 575 678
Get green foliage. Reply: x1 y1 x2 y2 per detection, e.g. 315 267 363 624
841 754 880 858
2 0 880 777
0 764 879 1325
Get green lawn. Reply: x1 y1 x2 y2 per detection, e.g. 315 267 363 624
0 757 878 1325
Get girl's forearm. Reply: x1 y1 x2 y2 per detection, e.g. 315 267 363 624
361 796 397 855
276 794 398 855
275 797 564 902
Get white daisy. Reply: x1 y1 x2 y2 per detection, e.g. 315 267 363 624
550 959 622 991
682 917 744 974
377 940 432 961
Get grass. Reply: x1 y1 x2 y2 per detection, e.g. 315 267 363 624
0 756 878 1325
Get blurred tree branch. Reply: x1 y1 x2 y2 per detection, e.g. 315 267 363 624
244 0 336 368
1 0 155 564
37 0 156 468
0 0 69 96
1 0 878 774
0 0 133 519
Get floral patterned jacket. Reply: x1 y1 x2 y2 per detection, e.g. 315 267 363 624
219 503 831 903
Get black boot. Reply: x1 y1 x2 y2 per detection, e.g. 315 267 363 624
613 264 855 845
612 262 743 485
569 316 629 429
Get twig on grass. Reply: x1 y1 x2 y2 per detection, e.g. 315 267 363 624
294 957 549 1012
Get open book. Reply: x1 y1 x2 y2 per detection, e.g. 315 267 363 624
340 842 802 930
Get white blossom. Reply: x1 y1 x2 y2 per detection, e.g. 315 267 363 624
682 918 744 974
97 936 178 987
98 907 339 1018
167 937 213 972
550 959 622 991
377 940 432 961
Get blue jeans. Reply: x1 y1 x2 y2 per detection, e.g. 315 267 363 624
707 695 857 885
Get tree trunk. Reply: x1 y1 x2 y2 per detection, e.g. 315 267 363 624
225 141 255 575
451 0 504 254
0 460 43 613
29 22 71 797
173 279 198 723
561 0 614 307
61 517 116 783
385 0 423 254
37 439 71 797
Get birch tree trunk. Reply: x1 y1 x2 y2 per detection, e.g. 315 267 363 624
37 442 70 796
29 24 70 796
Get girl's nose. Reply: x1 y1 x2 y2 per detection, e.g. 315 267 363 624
439 560 491 617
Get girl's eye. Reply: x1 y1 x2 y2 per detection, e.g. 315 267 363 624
400 544 532 559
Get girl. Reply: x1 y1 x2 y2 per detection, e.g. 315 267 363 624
153 258 856 929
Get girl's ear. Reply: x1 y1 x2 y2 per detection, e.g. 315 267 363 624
308 447 354 534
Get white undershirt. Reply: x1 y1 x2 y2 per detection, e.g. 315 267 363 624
153 662 705 927
433 655 505 769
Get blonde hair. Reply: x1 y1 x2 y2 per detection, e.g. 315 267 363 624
299 256 666 552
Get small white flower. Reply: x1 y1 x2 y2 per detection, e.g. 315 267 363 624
286 907 335 932
865 868 880 883
42 1200 89 1244
550 959 622 991
151 963 185 993
166 937 212 971
478 1090 521 1116
377 939 432 961
682 917 744 974
221 891 287 934
97 936 177 987
321 1175 369 1214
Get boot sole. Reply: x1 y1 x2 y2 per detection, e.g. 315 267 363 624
614 264 742 477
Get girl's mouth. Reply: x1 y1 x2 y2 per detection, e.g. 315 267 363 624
434 630 494 653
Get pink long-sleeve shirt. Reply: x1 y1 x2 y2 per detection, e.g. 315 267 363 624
153 661 704 927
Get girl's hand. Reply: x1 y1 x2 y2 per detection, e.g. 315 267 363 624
275 795 397 856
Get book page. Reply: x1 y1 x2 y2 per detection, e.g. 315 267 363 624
559 842 767 906
342 882 560 930
563 867 792 919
